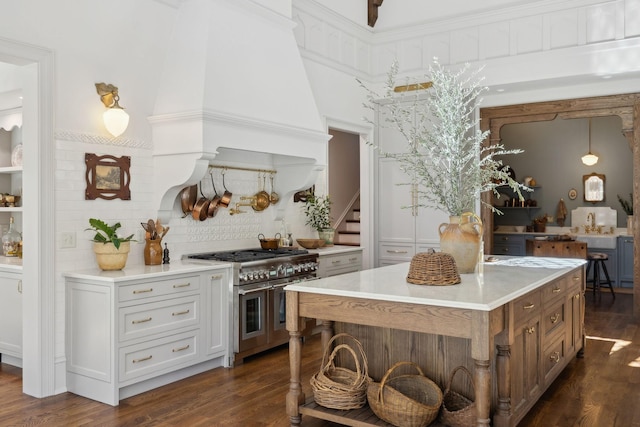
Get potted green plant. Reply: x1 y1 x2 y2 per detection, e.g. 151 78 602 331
302 192 334 245
618 193 633 235
86 218 135 270
360 59 527 272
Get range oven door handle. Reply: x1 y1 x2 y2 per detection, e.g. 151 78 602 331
238 287 267 296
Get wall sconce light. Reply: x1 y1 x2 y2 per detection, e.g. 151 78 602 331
581 117 598 166
95 83 129 137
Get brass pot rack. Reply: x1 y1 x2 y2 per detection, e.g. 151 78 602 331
208 165 277 175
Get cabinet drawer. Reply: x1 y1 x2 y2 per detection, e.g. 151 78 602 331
512 290 541 327
119 296 200 342
541 279 565 305
119 331 199 382
324 252 362 275
543 335 566 383
118 275 200 303
543 299 565 338
378 243 415 260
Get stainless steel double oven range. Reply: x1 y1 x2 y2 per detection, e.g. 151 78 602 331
186 248 318 364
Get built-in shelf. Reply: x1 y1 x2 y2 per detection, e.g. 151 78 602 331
0 207 22 213
495 207 541 210
0 166 22 174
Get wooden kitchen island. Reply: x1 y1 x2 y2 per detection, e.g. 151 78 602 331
285 257 586 427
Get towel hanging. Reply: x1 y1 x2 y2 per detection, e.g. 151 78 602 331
556 198 568 227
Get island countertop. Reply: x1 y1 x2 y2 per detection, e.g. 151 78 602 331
285 256 586 311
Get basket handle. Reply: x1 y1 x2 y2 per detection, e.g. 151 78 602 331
319 333 365 369
378 361 425 405
319 343 362 386
445 365 476 397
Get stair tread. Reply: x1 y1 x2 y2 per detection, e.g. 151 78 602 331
333 242 361 247
338 231 360 235
346 219 360 223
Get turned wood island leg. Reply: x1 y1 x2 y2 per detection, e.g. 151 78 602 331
474 359 492 426
286 291 303 426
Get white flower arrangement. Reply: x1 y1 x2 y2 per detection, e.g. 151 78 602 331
361 59 528 217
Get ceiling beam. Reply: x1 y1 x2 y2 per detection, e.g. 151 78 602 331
368 0 383 27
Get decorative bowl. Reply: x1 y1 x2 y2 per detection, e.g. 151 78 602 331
296 238 326 249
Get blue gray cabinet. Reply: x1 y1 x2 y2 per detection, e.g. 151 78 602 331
618 236 633 289
492 233 526 256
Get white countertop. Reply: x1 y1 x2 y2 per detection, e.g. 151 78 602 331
285 256 585 312
63 260 232 283
309 245 363 256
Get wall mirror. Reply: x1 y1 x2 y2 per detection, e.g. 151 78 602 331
583 172 605 202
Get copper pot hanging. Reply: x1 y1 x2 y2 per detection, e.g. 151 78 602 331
192 182 210 221
219 168 233 208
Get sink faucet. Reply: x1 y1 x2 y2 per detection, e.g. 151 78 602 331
586 212 596 233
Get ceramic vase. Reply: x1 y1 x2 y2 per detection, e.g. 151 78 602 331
318 228 335 246
438 212 483 274
144 238 163 265
93 241 130 271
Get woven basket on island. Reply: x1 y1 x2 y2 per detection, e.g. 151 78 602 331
310 333 370 410
406 251 461 285
440 365 477 427
367 361 443 427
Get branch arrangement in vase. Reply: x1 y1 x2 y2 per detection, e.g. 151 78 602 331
359 58 529 217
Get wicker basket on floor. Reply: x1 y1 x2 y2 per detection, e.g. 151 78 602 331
310 333 369 410
367 361 443 427
440 366 476 427
406 251 461 285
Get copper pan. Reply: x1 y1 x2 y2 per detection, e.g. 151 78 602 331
219 168 232 208
208 172 220 218
180 185 197 218
192 182 210 221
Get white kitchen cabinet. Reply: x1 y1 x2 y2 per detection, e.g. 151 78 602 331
375 102 448 266
64 262 232 405
0 270 22 367
316 247 363 278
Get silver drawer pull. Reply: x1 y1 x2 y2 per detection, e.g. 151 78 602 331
387 250 408 254
550 313 560 324
133 288 153 294
552 287 561 293
172 309 190 316
523 303 535 310
173 283 191 288
549 351 560 363
526 326 536 334
132 355 152 363
211 274 222 280
331 260 341 265
172 344 190 353
348 257 358 262
132 317 152 324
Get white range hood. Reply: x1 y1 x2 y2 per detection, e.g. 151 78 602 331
149 0 329 221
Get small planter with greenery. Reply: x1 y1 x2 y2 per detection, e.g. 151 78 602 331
86 218 135 270
302 193 334 245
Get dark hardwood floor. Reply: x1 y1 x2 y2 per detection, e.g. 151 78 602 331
0 291 637 426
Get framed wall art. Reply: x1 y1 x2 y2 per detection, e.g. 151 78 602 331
85 153 131 200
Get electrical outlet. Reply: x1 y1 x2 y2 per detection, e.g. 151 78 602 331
60 232 76 248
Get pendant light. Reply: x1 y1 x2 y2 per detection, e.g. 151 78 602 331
581 118 598 166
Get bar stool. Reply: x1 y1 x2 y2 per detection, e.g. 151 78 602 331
585 252 615 298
